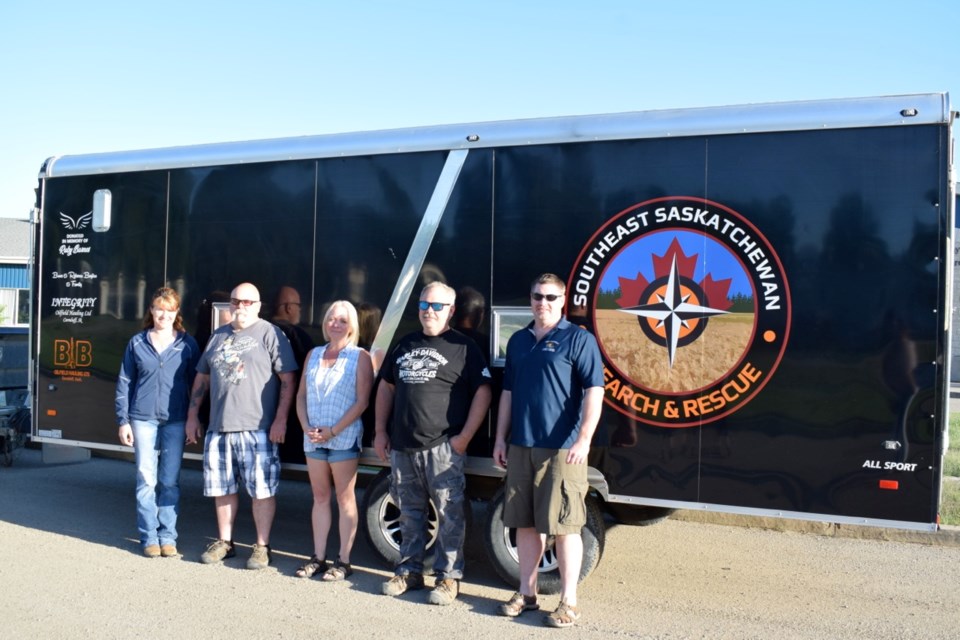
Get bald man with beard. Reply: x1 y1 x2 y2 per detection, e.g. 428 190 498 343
186 282 298 570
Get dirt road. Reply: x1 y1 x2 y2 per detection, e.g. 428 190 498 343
2 449 959 640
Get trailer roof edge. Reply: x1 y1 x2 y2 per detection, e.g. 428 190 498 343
43 93 951 178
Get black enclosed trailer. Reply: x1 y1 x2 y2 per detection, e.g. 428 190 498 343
30 93 955 589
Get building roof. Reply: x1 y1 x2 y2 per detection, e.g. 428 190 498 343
0 218 30 262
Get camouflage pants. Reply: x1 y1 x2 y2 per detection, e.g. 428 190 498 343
389 440 466 580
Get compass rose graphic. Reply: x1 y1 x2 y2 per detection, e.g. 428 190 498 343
619 254 729 367
614 236 734 368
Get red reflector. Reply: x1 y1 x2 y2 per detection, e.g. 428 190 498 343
46 409 57 416
879 479 899 490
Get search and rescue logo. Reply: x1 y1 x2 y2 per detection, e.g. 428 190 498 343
567 196 791 428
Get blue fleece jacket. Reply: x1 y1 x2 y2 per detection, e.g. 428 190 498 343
115 330 200 426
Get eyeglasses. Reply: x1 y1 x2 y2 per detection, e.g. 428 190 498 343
531 293 563 302
230 298 260 307
418 301 451 311
283 302 302 308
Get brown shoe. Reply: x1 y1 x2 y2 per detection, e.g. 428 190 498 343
160 544 178 558
427 578 459 605
381 573 425 596
200 539 235 564
142 544 161 558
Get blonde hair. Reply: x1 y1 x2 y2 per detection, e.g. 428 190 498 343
322 300 360 346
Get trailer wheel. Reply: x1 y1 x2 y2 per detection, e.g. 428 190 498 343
605 503 675 526
362 468 483 571
482 487 605 595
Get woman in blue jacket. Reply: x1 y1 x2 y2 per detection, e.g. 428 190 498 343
115 287 199 558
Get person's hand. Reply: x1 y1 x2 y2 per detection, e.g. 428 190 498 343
566 439 590 465
449 433 469 456
185 417 203 445
306 427 323 444
268 419 287 444
493 440 508 468
118 424 133 447
374 431 391 462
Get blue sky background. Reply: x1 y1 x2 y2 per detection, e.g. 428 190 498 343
0 0 956 219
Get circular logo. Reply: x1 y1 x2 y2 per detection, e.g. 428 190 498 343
567 196 791 428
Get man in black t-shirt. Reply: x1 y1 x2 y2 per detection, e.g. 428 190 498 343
374 282 492 606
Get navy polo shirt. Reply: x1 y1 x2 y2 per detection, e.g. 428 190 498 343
503 318 604 449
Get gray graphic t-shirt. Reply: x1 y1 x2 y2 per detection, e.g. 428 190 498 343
197 319 298 432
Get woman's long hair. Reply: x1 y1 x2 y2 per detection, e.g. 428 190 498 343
142 287 185 332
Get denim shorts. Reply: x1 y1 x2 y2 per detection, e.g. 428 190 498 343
305 442 361 463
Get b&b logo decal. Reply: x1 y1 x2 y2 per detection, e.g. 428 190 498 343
567 197 790 427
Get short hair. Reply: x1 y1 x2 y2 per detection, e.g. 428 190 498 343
420 281 456 303
143 287 185 332
454 286 485 326
322 300 360 346
530 273 566 293
271 286 301 315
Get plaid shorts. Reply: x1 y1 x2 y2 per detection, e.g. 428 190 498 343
203 430 280 499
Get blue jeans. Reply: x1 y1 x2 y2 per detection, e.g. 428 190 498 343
389 441 466 580
131 419 185 547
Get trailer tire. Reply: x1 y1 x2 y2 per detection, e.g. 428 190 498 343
0 435 11 467
605 503 675 526
360 468 473 571
483 487 605 595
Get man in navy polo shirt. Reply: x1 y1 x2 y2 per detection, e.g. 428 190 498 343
493 273 603 629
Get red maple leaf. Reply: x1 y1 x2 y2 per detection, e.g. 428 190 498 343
615 236 735 311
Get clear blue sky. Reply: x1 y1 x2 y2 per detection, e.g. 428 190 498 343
0 0 955 219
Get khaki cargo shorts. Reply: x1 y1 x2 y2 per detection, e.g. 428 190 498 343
503 445 587 536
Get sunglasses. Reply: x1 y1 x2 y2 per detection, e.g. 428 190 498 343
418 301 451 311
531 293 563 302
230 298 260 307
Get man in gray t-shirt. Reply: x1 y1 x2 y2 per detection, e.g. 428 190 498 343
201 319 295 432
186 282 297 570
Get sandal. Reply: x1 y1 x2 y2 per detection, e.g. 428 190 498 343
322 559 353 581
498 591 539 617
543 600 580 628
295 555 326 579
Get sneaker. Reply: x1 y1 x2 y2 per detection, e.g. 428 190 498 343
246 544 271 570
160 544 178 558
543 600 581 628
427 578 459 606
200 539 235 564
142 544 161 558
498 592 540 617
381 572 425 596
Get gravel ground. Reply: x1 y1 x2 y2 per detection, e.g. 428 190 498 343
3 448 960 640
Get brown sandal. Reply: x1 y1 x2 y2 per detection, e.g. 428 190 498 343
322 559 353 581
544 600 581 628
295 555 326 579
498 592 539 617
